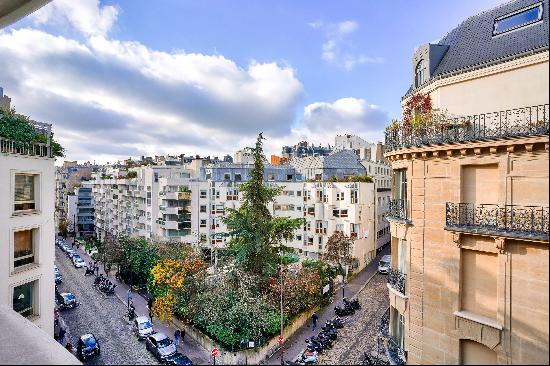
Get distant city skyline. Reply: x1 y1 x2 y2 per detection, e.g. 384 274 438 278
0 0 503 164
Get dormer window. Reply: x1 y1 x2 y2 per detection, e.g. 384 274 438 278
493 2 543 36
415 59 427 88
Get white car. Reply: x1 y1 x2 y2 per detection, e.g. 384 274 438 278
73 256 86 268
134 316 155 340
378 255 391 274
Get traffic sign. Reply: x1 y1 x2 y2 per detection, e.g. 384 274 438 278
211 347 219 358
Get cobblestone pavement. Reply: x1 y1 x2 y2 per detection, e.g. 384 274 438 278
316 274 389 365
55 246 160 365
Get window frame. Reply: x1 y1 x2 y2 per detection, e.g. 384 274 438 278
11 226 40 274
11 277 40 319
493 2 544 36
415 59 427 88
12 171 41 216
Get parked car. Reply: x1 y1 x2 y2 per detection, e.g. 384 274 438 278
378 255 391 274
55 271 63 284
60 244 69 252
76 333 101 361
67 249 77 259
134 316 155 340
73 256 86 268
57 292 78 310
145 333 177 361
164 352 193 365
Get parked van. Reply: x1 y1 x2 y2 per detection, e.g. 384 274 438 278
378 255 391 274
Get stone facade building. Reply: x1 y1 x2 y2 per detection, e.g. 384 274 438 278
383 0 549 364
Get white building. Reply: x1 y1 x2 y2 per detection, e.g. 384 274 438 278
90 163 382 271
0 108 55 336
234 149 255 164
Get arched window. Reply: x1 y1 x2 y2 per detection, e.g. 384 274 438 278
415 59 427 88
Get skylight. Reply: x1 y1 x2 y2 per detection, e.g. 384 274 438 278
493 2 544 36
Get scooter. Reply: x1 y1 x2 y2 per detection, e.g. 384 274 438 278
334 304 355 317
84 266 95 276
295 349 318 365
344 297 361 310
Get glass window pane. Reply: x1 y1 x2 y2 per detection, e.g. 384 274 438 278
494 4 543 35
14 174 35 210
13 282 34 317
14 230 34 267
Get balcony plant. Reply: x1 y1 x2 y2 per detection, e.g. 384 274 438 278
0 107 65 157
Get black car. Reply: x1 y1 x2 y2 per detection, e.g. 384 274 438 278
164 353 193 365
77 333 100 361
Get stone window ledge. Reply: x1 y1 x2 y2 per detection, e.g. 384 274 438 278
387 283 408 299
454 310 503 330
11 263 41 277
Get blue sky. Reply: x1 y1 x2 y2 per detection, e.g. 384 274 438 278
1 0 503 163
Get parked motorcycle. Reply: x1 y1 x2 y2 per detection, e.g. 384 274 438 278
334 304 355 317
344 297 361 310
84 266 95 276
295 349 318 365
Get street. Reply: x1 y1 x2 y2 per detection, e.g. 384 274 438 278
317 273 389 365
55 246 160 365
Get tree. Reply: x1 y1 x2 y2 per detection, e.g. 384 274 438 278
323 231 355 280
222 133 304 276
58 219 69 237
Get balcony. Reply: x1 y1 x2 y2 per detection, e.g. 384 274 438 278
445 202 549 241
386 199 410 224
388 267 406 295
0 119 53 158
178 191 191 200
387 338 406 365
385 104 549 152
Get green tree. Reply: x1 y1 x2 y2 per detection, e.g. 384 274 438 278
222 133 304 276
323 231 355 280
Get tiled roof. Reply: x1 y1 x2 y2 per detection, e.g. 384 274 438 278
433 0 549 77
323 150 365 169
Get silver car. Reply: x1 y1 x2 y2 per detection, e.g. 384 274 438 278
134 316 154 340
145 332 176 361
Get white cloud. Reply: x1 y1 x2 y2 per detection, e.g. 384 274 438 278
31 0 119 37
0 28 303 163
314 20 383 71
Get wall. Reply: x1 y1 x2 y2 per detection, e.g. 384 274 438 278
0 154 55 336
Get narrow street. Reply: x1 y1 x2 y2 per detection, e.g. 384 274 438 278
264 247 390 365
317 274 389 365
55 246 160 365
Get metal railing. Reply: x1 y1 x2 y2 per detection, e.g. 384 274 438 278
446 202 549 241
1 138 49 157
386 199 409 222
385 104 549 152
387 338 406 365
388 267 406 295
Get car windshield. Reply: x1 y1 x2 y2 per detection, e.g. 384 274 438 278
379 260 389 266
157 337 172 348
82 336 96 348
139 321 152 330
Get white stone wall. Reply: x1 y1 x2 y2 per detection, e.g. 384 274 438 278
0 153 55 336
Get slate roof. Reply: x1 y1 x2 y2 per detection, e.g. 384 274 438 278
433 0 548 77
405 0 549 97
323 150 365 170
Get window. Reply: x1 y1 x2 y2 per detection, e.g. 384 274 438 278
235 173 242 181
296 235 302 241
13 280 37 318
351 190 358 204
333 209 348 218
286 174 293 181
200 205 207 213
224 173 231 181
267 173 275 181
336 192 345 201
14 229 36 268
493 2 543 36
415 59 427 88
200 190 207 198
336 224 344 232
391 307 405 349
14 174 37 211
200 219 207 228
297 191 302 197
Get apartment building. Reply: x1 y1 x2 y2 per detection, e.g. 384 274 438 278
90 161 381 271
0 101 55 336
383 0 549 364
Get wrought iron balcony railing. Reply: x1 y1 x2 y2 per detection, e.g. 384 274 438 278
446 202 549 241
387 338 407 365
379 307 390 338
386 199 409 222
388 267 406 295
385 104 549 152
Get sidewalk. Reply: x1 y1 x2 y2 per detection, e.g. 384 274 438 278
63 237 210 365
262 246 390 365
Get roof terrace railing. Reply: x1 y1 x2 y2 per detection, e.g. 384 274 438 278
0 115 52 158
385 104 549 152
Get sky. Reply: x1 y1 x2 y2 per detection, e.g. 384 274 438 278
0 0 504 164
